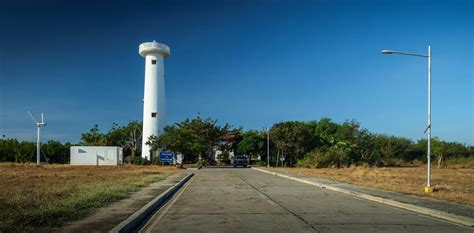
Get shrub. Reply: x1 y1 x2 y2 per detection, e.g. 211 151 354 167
131 156 146 165
296 156 314 168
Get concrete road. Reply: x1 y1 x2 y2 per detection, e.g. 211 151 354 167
141 168 472 233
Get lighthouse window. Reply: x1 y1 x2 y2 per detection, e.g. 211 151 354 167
151 60 157 65
151 112 157 117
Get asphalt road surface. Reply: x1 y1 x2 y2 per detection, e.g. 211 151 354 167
141 167 472 233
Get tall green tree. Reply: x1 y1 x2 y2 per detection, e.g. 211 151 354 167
108 121 142 161
42 140 70 163
270 121 319 165
236 130 265 159
147 116 233 163
80 124 108 146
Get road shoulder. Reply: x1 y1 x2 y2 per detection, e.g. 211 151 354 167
252 167 474 227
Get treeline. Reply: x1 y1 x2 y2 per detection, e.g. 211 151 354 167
150 117 474 168
0 139 71 163
1 117 472 167
0 121 142 164
267 119 473 168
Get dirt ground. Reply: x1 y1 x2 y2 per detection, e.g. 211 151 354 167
0 163 179 232
0 163 178 199
275 166 474 206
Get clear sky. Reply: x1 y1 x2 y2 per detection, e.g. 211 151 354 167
0 0 472 144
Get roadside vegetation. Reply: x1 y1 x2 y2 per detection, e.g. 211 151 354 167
0 163 176 232
149 117 473 168
268 120 473 168
273 166 474 206
1 117 472 168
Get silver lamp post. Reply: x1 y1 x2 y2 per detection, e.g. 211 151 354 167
381 45 433 193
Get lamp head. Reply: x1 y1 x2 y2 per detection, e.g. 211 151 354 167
381 50 394 54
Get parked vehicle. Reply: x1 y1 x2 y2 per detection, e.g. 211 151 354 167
232 155 249 168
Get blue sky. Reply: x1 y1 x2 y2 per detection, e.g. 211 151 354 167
0 0 472 144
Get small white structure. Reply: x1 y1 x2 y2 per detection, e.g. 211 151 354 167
213 148 235 162
176 153 183 165
70 146 123 165
139 41 170 160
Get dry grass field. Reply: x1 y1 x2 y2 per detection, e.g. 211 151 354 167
0 163 178 232
275 166 474 206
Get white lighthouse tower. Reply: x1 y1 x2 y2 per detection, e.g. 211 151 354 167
139 41 170 160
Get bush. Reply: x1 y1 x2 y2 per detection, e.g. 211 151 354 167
252 160 267 166
296 156 314 168
320 147 350 168
377 157 404 167
300 146 352 168
131 156 146 165
443 156 474 169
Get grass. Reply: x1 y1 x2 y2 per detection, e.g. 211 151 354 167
273 166 474 206
443 156 474 169
0 163 178 232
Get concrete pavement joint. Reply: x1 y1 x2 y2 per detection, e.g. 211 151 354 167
252 167 474 227
236 171 321 232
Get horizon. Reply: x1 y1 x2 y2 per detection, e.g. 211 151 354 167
1 0 473 145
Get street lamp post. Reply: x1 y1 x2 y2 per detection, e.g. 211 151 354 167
267 128 270 168
381 45 433 193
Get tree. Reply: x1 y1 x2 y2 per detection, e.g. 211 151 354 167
0 138 19 162
108 121 142 162
80 124 108 146
236 130 265 159
42 140 70 164
148 124 206 163
14 141 36 162
147 116 233 163
270 121 318 166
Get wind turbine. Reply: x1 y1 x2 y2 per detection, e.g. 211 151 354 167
28 111 46 165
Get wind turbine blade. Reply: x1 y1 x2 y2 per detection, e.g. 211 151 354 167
28 111 38 123
41 113 44 124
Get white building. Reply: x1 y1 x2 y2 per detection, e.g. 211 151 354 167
70 146 123 165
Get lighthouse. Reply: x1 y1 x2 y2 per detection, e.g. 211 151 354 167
139 41 170 160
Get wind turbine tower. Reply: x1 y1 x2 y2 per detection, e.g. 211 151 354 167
139 41 170 160
28 111 46 165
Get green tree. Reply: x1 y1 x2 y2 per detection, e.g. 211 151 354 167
147 116 233 163
236 130 265 159
0 138 19 162
42 140 70 164
80 124 108 146
14 141 36 162
107 121 142 162
270 121 319 166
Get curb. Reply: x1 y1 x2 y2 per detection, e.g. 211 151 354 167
109 173 194 233
252 167 474 227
